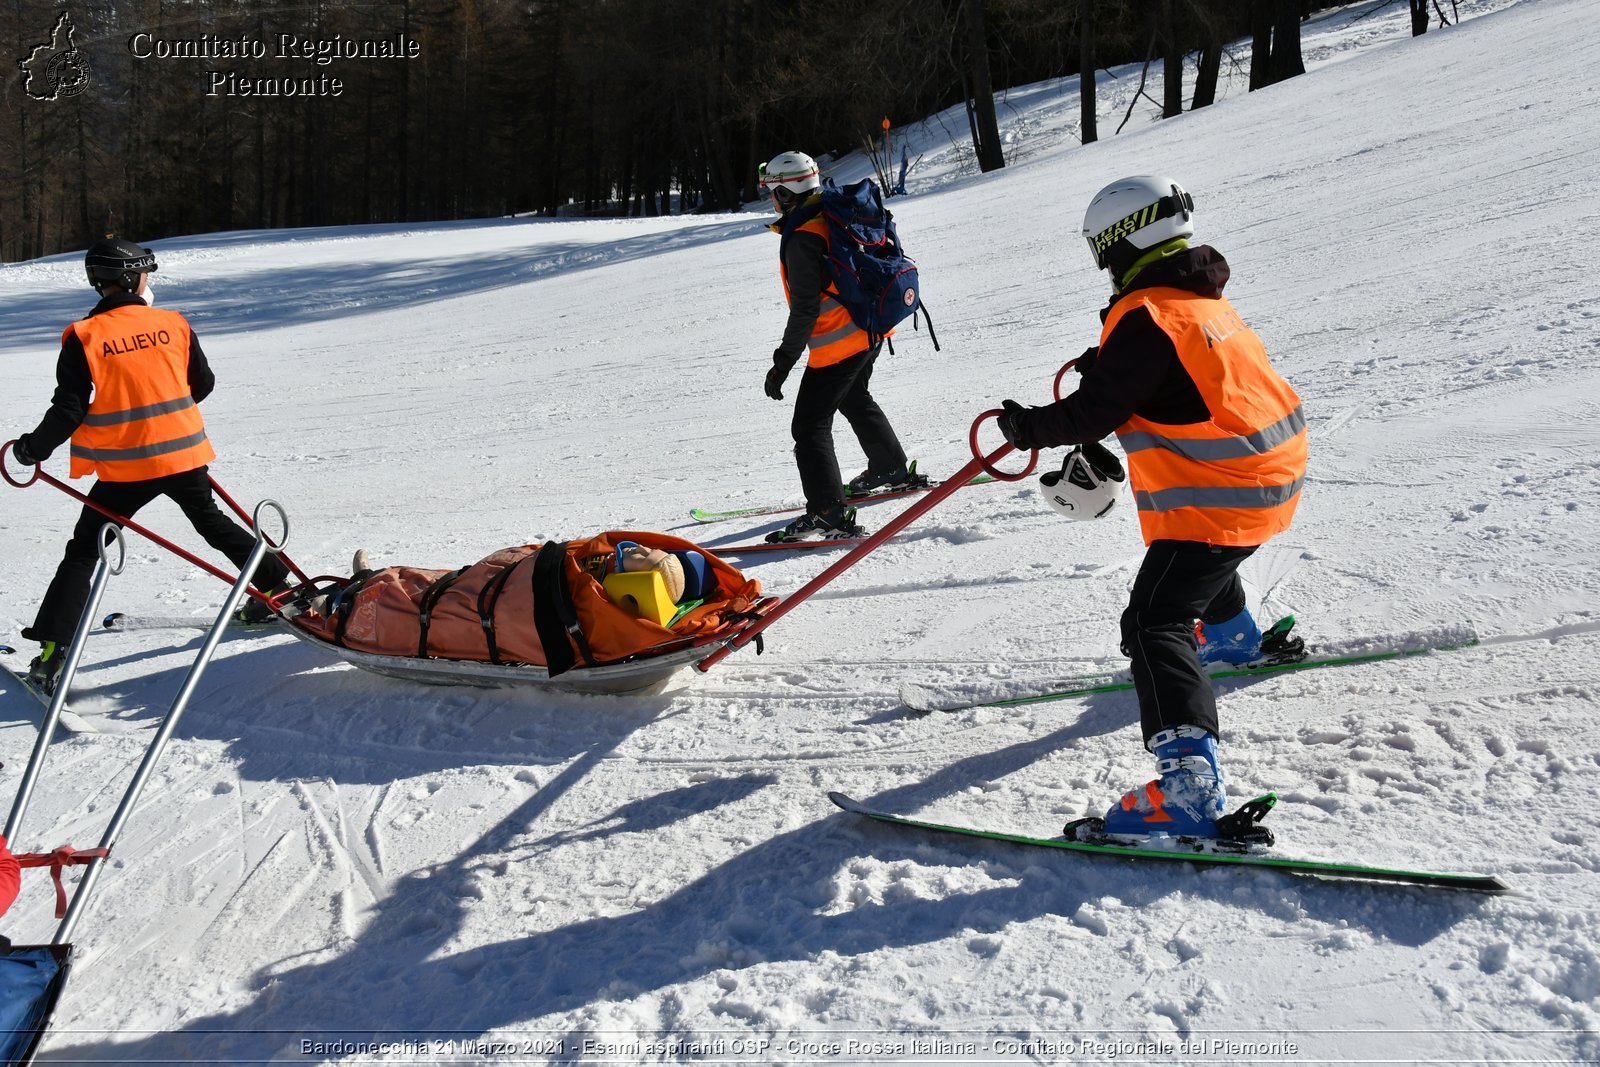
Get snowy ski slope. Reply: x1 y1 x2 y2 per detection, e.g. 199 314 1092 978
0 0 1596 1062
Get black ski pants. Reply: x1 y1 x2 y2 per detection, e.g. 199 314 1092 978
791 346 907 514
28 466 290 646
1121 539 1257 746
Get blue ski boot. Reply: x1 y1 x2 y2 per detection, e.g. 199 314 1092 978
1194 607 1264 666
1100 725 1226 838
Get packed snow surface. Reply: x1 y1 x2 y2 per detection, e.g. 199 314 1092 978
1 0 1596 1063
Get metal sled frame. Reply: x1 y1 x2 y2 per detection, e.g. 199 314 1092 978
0 506 286 1067
279 595 780 695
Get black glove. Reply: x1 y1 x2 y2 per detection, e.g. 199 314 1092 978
1075 346 1099 376
996 400 1035 450
10 435 42 467
765 349 800 401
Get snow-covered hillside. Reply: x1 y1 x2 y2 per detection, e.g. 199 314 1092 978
1 0 1596 1062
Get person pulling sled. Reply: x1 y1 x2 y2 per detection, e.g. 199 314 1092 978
994 176 1308 842
9 238 292 694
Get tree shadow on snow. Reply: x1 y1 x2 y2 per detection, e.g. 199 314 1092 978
0 215 760 346
39 709 1127 1061
40 667 1490 1062
60 631 686 780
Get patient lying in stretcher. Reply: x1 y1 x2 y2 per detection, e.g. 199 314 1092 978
282 532 763 673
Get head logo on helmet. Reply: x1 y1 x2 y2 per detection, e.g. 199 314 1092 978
759 150 821 213
1039 441 1126 522
84 238 158 292
1081 175 1195 275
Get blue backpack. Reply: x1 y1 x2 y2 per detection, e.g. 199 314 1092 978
780 178 939 352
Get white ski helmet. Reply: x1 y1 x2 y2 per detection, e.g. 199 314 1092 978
759 150 821 210
1082 175 1195 274
1039 441 1126 521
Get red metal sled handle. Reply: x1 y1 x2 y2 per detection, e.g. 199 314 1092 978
0 440 40 489
968 410 1038 482
1053 356 1080 402
209 475 309 583
697 429 1027 673
2 446 284 603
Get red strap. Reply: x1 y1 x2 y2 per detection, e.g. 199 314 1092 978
16 847 110 919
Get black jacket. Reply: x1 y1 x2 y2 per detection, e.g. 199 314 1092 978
1015 246 1232 448
23 292 213 461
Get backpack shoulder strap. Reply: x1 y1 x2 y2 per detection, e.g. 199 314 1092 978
777 199 827 260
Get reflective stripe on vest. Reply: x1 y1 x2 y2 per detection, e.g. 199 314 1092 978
781 215 868 369
66 305 215 481
80 395 199 427
1119 405 1306 463
1105 288 1306 546
1134 475 1306 514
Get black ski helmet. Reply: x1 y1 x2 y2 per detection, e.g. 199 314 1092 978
84 238 158 291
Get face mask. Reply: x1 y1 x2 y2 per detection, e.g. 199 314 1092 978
140 282 155 306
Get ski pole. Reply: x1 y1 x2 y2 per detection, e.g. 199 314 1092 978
54 500 287 945
697 410 1037 672
4 525 125 844
2 441 280 608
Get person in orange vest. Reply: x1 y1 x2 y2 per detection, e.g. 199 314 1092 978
995 176 1308 841
10 238 291 695
759 150 922 542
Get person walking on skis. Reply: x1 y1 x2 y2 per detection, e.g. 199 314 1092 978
994 176 1308 840
8 238 292 694
758 150 924 542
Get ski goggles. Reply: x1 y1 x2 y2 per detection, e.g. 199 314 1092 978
757 161 819 191
1086 189 1194 270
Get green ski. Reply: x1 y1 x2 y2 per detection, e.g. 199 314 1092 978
828 792 1509 894
901 621 1478 714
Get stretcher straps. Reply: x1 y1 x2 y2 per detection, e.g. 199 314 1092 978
17 847 110 919
530 542 594 677
476 559 520 665
332 571 381 647
416 566 470 659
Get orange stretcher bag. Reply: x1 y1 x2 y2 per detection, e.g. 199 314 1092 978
283 531 761 677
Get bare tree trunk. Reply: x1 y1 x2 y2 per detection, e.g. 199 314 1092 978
1160 0 1183 118
965 0 1005 172
1409 0 1430 35
1192 28 1222 107
1249 0 1274 90
1270 0 1305 83
1079 0 1097 144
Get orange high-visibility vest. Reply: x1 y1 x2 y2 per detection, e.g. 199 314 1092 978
780 214 871 369
1103 288 1306 546
66 305 215 481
